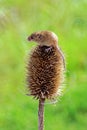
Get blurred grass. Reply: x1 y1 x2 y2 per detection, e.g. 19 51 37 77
0 0 87 130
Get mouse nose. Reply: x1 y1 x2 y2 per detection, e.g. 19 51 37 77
28 34 34 41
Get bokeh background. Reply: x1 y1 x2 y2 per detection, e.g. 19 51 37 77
0 0 87 130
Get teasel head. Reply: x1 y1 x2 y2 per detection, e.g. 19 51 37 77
27 31 65 100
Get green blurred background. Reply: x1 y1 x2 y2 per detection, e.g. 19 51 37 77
0 0 87 130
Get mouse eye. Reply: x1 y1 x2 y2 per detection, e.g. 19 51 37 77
37 34 42 39
31 35 33 39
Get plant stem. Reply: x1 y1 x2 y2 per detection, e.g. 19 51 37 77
38 98 45 130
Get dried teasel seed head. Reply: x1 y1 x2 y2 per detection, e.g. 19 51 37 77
26 31 65 100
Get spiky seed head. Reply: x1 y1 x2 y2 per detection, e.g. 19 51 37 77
27 31 65 100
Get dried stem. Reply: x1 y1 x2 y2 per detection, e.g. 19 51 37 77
38 98 45 130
